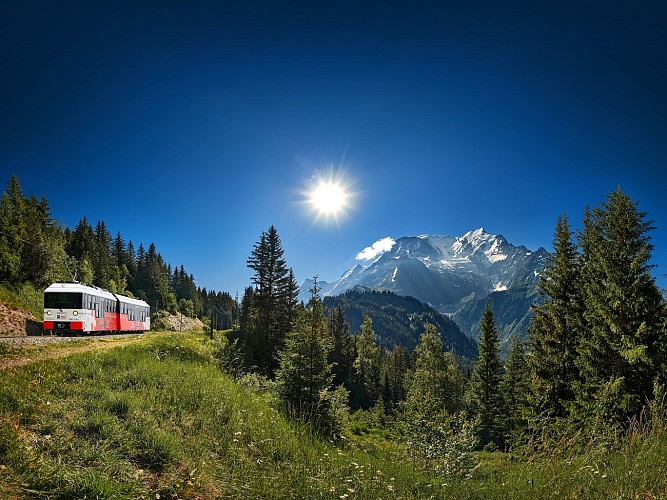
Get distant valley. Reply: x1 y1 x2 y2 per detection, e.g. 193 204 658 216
323 288 478 360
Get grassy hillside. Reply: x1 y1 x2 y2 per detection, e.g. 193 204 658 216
0 282 43 319
1 331 666 498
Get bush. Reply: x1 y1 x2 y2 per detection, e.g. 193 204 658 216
213 337 245 379
315 385 349 439
402 396 479 479
151 310 171 330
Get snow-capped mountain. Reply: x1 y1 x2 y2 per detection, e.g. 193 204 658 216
304 228 548 311
301 228 549 344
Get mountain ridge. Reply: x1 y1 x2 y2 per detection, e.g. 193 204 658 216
301 228 549 344
323 288 477 359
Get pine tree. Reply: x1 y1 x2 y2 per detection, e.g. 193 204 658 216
112 231 126 267
125 240 137 277
386 344 410 410
527 213 582 421
276 279 333 427
501 334 530 445
133 243 172 309
93 220 115 289
0 176 69 286
352 315 382 409
68 217 96 262
327 304 356 392
278 268 300 342
0 176 26 283
575 188 665 426
22 194 69 285
406 323 465 415
468 300 504 447
131 243 148 299
245 226 293 375
239 286 258 363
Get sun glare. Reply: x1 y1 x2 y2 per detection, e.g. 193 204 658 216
310 181 347 215
300 168 358 226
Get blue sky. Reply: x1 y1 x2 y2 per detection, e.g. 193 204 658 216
2 1 666 294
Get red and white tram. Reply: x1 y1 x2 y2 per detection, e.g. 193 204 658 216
43 282 150 335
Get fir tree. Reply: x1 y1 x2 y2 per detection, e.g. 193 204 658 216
0 176 27 283
93 220 114 289
276 279 334 427
68 217 95 262
405 323 465 415
0 176 69 286
575 188 665 426
468 300 504 447
278 268 300 342
352 316 382 409
527 213 582 421
112 231 126 267
501 334 530 446
386 344 410 410
245 226 293 375
125 240 137 277
327 304 356 392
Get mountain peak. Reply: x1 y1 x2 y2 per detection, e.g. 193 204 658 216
460 227 492 243
299 227 549 345
303 228 547 308
469 227 487 236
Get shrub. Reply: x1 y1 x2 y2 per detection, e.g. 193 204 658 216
213 337 245 378
402 396 479 479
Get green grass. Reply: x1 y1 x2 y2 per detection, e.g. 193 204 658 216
1 331 666 499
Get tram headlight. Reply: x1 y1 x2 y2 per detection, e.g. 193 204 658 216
47 310 52 316
73 310 78 316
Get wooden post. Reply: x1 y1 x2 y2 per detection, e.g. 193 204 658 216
209 295 214 340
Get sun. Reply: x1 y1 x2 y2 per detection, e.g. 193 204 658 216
299 167 358 226
310 180 347 215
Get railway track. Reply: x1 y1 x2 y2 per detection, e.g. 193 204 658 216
0 332 145 344
0 333 147 370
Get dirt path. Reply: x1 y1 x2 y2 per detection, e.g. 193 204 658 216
0 334 148 371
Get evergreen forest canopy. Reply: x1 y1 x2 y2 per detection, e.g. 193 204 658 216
0 175 237 327
322 287 477 358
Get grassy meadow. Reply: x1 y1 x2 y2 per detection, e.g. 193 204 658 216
1 330 666 499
